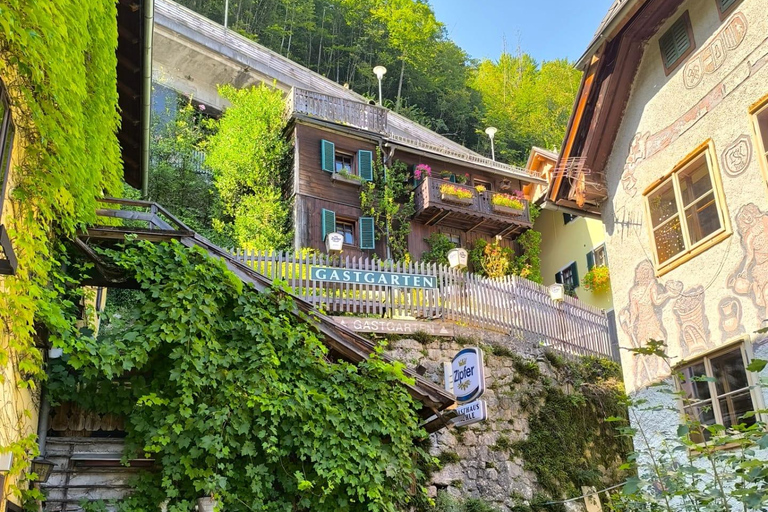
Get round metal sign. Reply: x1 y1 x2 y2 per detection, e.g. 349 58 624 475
451 347 485 403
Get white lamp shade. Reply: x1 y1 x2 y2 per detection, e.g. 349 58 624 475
485 126 498 138
373 65 387 79
548 284 565 302
447 248 468 269
325 232 344 252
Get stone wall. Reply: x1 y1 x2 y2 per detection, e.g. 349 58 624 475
385 327 628 511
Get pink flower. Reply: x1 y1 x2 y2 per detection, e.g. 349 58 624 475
199 104 206 111
415 164 432 180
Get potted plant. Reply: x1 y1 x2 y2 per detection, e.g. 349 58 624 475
332 166 364 186
439 183 474 205
475 184 487 194
455 173 470 184
490 191 526 215
582 265 611 293
439 170 454 181
414 163 431 183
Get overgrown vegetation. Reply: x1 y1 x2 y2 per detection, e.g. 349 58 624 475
205 84 292 250
50 239 432 511
421 233 458 266
511 355 629 500
359 154 414 261
0 0 123 500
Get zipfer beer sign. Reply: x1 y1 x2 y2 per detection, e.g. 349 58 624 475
451 347 485 403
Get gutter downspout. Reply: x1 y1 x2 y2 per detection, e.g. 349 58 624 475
141 0 155 197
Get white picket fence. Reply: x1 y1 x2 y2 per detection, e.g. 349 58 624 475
232 250 615 360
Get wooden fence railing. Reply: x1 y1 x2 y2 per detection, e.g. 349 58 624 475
232 250 615 360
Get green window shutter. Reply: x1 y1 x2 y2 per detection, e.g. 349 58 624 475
587 251 595 271
571 262 579 288
555 271 563 285
660 16 690 68
719 0 736 12
321 140 335 172
358 150 373 181
359 217 375 250
321 209 336 241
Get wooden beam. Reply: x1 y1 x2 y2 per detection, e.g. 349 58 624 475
467 219 487 233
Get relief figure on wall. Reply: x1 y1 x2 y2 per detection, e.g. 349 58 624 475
719 297 745 341
667 282 712 358
619 260 673 389
729 203 768 317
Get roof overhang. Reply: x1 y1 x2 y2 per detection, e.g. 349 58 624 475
117 0 154 192
551 0 683 214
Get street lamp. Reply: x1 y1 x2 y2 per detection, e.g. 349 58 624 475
485 127 498 161
373 66 387 106
30 457 55 483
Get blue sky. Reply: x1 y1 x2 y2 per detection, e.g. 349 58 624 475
430 0 614 64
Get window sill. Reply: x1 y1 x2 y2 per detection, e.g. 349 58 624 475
655 229 731 277
331 173 364 187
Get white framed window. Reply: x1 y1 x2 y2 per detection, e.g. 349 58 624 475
676 342 763 444
751 97 768 186
643 141 729 273
336 219 356 246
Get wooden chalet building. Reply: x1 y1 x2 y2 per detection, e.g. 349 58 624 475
287 89 546 259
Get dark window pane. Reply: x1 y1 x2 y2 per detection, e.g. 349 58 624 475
680 362 711 401
758 109 768 159
718 390 756 429
711 348 749 395
679 159 712 206
649 180 678 227
685 193 721 245
653 216 685 263
335 154 354 173
337 221 355 245
684 401 715 443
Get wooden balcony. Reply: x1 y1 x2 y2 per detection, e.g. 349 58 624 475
413 177 533 237
287 87 388 133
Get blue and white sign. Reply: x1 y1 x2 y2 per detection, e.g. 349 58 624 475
451 347 485 403
310 266 438 289
452 399 487 427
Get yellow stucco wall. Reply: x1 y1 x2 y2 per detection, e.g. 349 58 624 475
535 208 614 311
0 112 39 511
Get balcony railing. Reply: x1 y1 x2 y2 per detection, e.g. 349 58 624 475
287 87 388 133
414 177 532 227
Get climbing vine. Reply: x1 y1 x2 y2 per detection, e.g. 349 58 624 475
360 152 415 261
0 0 123 500
50 239 432 511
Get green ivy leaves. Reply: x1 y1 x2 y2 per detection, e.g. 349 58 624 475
52 240 430 511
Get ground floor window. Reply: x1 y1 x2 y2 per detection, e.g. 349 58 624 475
676 343 760 443
336 219 356 245
555 261 579 293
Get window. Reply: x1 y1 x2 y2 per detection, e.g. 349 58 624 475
659 12 694 74
555 262 579 292
645 143 728 270
677 343 761 443
716 0 742 19
752 99 768 182
587 244 607 270
0 84 14 218
563 213 578 224
335 152 354 174
474 179 493 191
336 219 355 246
445 233 461 247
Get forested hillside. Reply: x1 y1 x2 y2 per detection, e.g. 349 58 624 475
174 0 581 165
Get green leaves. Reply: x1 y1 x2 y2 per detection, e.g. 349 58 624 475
746 359 767 373
51 240 429 511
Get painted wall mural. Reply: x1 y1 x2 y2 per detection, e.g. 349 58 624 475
721 135 753 177
683 12 748 89
619 261 716 390
729 203 768 317
718 296 745 340
619 260 672 389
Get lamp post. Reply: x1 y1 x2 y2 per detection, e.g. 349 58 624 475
373 66 387 106
30 458 55 483
485 127 498 161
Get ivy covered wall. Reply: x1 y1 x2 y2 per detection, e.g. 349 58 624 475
0 0 123 503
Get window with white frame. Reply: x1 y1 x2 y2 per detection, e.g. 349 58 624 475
645 144 727 269
676 343 761 443
555 262 579 293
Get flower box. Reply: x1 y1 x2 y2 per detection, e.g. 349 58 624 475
492 203 525 216
441 192 473 205
332 172 363 186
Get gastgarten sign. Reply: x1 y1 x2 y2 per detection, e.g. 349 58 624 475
310 266 437 289
451 347 485 403
332 317 453 336
452 399 487 427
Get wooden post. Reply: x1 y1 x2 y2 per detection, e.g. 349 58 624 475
582 486 602 512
